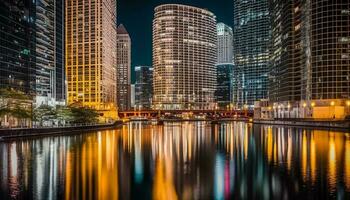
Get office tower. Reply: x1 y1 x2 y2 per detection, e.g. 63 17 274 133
130 84 135 109
216 65 234 108
217 23 233 64
153 4 217 110
66 0 117 118
116 24 131 111
35 0 65 106
55 0 65 103
135 66 153 109
233 0 270 108
0 0 36 93
268 0 350 119
216 23 234 108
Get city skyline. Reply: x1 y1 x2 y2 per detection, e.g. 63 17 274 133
118 0 233 82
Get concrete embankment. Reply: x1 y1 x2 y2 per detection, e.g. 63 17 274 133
254 119 350 132
0 121 124 140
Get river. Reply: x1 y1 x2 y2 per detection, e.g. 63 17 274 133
0 121 349 199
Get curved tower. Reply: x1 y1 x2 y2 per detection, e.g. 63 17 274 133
153 4 217 110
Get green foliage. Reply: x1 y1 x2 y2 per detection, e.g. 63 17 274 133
0 88 32 120
33 105 57 126
56 106 74 123
70 106 99 124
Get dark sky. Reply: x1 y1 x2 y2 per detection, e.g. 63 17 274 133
118 0 234 82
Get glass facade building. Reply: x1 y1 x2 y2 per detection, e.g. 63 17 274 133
35 0 65 105
65 0 117 117
116 24 131 111
233 0 270 108
135 66 153 109
215 64 234 107
216 23 235 108
55 0 65 102
0 0 36 93
153 4 217 110
268 0 350 119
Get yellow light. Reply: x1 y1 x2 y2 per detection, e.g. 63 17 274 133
331 101 335 106
268 106 272 110
311 102 315 107
303 103 307 108
287 104 291 109
347 101 350 106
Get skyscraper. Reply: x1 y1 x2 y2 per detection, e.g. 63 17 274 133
217 23 233 64
135 66 153 109
153 4 217 110
35 0 65 106
0 0 36 93
66 0 117 118
268 0 350 119
233 0 270 108
216 23 234 108
116 24 131 111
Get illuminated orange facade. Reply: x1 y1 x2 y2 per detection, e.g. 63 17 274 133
65 0 117 118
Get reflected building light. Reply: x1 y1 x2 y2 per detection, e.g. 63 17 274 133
345 136 350 191
310 135 316 184
328 133 337 192
301 131 308 182
134 131 144 184
9 143 19 199
214 153 225 200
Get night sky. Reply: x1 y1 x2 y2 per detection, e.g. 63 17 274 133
118 0 234 82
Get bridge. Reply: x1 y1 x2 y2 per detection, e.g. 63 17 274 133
118 109 253 119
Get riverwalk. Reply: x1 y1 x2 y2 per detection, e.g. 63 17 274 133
0 121 123 140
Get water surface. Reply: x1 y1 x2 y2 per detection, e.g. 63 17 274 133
0 122 350 199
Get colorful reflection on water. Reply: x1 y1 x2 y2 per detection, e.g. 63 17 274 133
0 122 350 199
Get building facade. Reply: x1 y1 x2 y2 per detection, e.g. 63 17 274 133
215 64 234 108
0 0 36 93
217 23 233 64
35 0 65 107
65 0 117 119
216 23 235 108
116 24 131 111
256 0 350 119
153 4 217 110
135 66 153 109
233 0 270 108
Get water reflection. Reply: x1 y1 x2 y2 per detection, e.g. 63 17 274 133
0 122 350 199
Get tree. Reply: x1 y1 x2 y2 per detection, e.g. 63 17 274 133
70 106 99 124
33 105 56 126
0 88 32 127
56 106 74 125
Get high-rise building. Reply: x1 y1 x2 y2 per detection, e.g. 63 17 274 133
130 84 135 109
135 66 153 109
266 0 350 119
153 4 217 110
0 0 36 93
65 0 117 118
35 0 65 106
217 23 233 64
215 23 235 108
215 64 234 108
233 0 270 108
116 24 131 111
55 0 65 103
